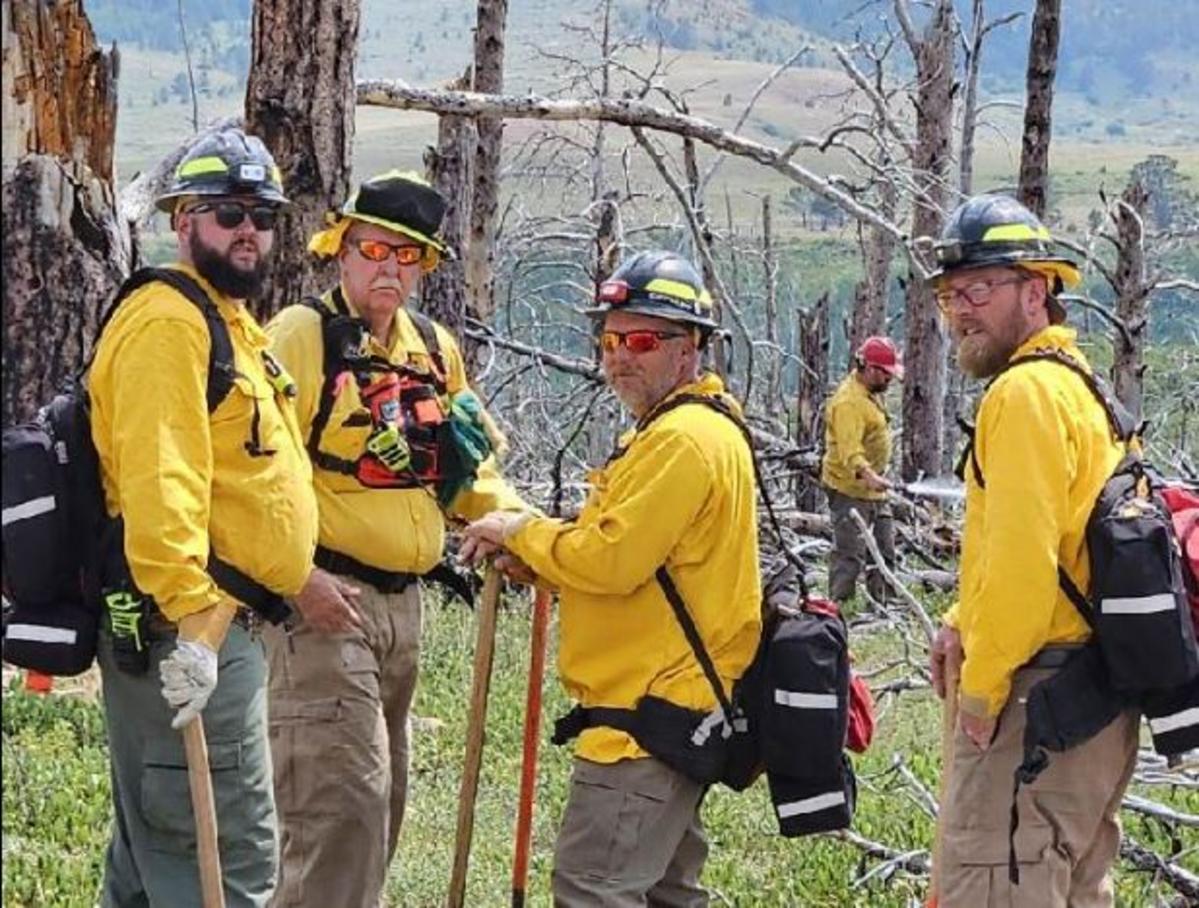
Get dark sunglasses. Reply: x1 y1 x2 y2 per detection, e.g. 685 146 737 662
352 238 425 266
599 330 688 355
186 201 279 231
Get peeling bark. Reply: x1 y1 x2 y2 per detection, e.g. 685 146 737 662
244 0 359 321
1111 182 1150 421
1017 0 1061 219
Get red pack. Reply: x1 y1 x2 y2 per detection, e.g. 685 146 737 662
1162 485 1199 627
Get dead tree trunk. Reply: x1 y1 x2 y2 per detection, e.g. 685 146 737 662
849 179 898 353
1017 0 1061 219
2 0 129 426
762 195 782 418
795 293 830 510
423 67 474 338
1111 181 1150 422
466 0 507 326
959 0 985 195
590 1 619 290
244 0 359 322
899 0 956 480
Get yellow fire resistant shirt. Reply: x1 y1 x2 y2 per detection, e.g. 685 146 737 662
267 289 526 574
947 326 1124 718
505 374 763 764
89 264 319 623
821 373 892 500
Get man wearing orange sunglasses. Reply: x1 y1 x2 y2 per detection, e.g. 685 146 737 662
263 170 528 908
462 251 761 907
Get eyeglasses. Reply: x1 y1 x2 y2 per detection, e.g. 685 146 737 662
935 275 1028 313
186 202 279 231
353 239 424 266
599 330 688 354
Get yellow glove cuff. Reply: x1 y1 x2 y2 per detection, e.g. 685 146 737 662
176 599 239 652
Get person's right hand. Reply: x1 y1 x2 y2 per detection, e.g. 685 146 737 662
294 567 362 634
859 468 892 493
929 624 963 699
495 551 538 586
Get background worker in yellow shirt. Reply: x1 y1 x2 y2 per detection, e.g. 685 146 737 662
463 251 762 907
928 194 1138 906
88 128 319 907
264 170 527 908
820 336 903 604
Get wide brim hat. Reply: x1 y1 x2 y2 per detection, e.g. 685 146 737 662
309 169 448 257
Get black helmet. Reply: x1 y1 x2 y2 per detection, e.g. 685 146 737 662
930 194 1080 290
585 250 718 331
155 128 288 213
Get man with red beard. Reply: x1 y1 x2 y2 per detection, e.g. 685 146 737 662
927 194 1138 906
89 128 320 906
263 170 526 907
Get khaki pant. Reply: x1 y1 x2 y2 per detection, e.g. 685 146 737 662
553 757 709 908
826 488 895 603
99 621 277 908
264 580 422 908
939 666 1139 908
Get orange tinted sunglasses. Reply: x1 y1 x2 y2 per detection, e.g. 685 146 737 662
599 330 688 354
354 238 424 266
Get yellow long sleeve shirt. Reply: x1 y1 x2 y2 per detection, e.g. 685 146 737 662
821 373 892 501
88 264 319 622
266 289 526 573
505 374 763 764
947 326 1123 718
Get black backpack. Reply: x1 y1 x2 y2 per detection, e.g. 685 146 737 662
964 348 1198 694
1 268 238 676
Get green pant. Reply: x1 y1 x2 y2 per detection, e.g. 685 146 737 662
98 619 277 908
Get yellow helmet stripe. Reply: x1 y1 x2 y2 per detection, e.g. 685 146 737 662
177 156 230 178
644 277 711 307
982 223 1051 243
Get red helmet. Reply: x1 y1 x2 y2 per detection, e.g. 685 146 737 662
856 336 904 379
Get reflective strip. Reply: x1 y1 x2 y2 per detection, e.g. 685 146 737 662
982 223 1051 242
177 156 229 178
1149 707 1199 735
644 277 700 301
4 623 77 645
1 495 56 526
1099 594 1177 615
774 690 838 710
776 791 847 819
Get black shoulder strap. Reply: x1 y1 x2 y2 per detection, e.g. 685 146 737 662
88 268 234 414
405 309 448 392
630 392 810 599
654 566 736 718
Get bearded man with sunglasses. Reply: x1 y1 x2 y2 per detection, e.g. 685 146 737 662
462 250 761 907
263 170 527 908
927 194 1137 907
88 128 321 906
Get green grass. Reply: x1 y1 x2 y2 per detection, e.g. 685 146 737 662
4 590 1197 906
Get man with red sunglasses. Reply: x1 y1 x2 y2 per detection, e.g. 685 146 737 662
263 170 527 908
821 335 904 605
462 250 761 906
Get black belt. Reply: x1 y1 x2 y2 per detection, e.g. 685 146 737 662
314 545 417 594
1023 645 1083 671
208 554 291 625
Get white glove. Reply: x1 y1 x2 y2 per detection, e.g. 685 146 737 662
160 638 219 730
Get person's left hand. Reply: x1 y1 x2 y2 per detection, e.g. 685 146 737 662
959 709 997 751
460 511 533 564
161 639 219 730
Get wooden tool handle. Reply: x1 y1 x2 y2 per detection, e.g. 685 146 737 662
184 715 226 908
928 659 960 908
511 588 552 905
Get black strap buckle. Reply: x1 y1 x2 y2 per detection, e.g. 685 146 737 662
552 705 588 746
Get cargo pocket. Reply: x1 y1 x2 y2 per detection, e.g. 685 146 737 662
141 737 244 854
942 824 1069 908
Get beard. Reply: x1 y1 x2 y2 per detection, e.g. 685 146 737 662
955 317 1027 379
189 231 270 299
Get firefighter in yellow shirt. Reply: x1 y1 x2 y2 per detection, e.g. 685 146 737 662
927 194 1137 906
821 336 903 603
463 251 761 906
88 128 319 906
263 170 528 908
